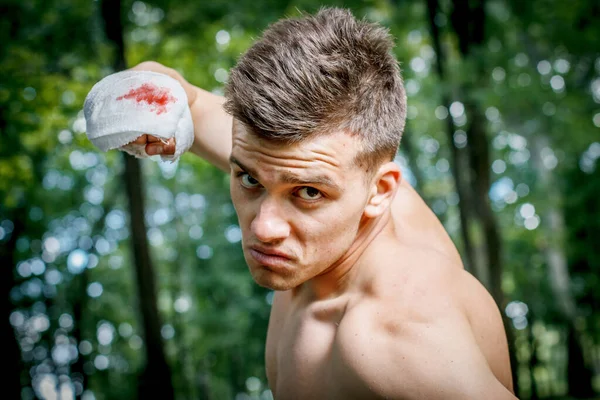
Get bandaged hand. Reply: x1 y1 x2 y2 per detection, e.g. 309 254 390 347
83 63 194 162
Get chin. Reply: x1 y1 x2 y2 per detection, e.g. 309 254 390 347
256 280 295 291
250 268 299 291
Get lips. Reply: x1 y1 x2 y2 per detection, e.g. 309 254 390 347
248 246 293 271
251 245 292 259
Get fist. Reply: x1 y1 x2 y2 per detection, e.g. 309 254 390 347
122 134 176 156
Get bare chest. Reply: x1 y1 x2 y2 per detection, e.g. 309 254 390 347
265 298 347 399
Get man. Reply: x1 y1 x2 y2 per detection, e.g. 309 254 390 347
126 8 517 399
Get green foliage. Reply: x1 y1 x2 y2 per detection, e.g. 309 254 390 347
2 0 599 399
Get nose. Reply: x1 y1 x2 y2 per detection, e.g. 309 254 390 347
250 197 290 243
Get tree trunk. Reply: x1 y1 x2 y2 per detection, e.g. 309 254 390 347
425 0 517 394
527 314 539 400
71 271 89 398
425 0 478 276
567 324 595 398
531 136 576 318
123 156 175 399
0 209 25 399
531 135 595 397
464 100 503 307
99 0 175 398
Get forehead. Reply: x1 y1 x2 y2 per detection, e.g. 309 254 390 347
231 121 363 180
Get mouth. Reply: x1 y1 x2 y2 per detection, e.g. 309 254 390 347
248 246 293 271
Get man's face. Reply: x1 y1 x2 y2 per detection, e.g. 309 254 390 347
229 121 373 291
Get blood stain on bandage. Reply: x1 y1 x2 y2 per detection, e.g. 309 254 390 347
116 83 176 115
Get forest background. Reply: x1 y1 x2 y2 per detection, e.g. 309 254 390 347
1 0 599 399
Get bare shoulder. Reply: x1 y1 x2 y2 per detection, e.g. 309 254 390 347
332 251 516 399
456 268 514 391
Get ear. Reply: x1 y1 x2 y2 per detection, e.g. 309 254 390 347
363 162 402 219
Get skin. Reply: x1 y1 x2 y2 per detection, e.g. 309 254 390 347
126 61 518 399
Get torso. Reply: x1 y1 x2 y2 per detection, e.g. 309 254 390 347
265 180 513 399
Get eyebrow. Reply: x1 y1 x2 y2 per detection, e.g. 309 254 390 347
229 155 342 192
229 155 260 179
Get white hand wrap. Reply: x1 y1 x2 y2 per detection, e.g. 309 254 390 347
84 70 194 162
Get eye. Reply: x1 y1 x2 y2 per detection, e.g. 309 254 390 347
240 173 261 188
296 187 322 201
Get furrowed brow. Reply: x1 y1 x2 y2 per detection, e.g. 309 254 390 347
229 156 260 179
229 155 341 192
280 172 341 192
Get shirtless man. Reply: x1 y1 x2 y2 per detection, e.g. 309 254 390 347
126 8 517 399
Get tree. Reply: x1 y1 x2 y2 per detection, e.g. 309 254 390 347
99 0 175 397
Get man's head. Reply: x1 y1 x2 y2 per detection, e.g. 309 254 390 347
224 7 407 171
224 8 407 291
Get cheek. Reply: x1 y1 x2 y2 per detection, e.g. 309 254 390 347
298 209 360 257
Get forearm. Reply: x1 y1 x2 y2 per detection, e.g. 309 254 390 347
187 87 232 173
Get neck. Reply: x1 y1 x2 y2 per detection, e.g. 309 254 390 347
295 209 395 301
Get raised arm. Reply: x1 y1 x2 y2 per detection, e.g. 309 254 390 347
129 61 233 172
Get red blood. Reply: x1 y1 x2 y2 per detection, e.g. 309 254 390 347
116 83 176 115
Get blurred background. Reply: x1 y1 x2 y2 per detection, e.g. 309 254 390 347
1 0 599 399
